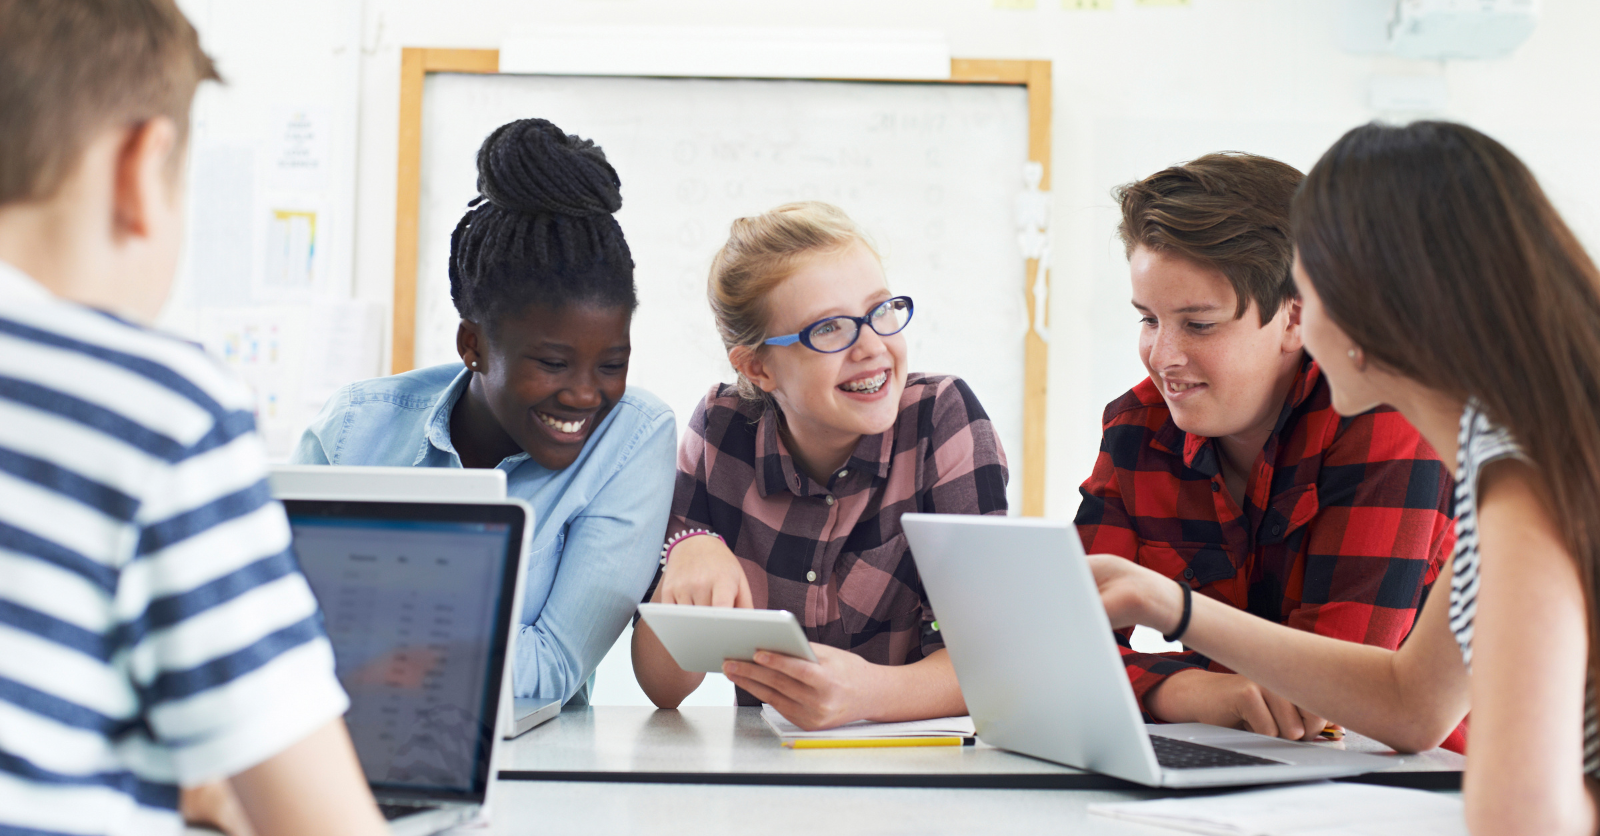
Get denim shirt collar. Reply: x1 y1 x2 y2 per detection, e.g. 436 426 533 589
421 365 532 469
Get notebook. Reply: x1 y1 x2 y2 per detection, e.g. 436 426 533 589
761 705 975 741
1088 782 1467 836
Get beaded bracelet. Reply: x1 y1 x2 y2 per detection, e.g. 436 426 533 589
659 528 725 567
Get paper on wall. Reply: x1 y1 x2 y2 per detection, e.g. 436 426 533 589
272 106 333 193
195 301 382 460
301 301 383 410
265 208 318 291
188 144 256 307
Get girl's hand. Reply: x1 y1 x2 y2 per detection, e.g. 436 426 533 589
723 645 876 731
653 534 752 608
1148 669 1328 741
1087 553 1185 635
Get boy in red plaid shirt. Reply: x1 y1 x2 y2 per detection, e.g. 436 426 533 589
1074 153 1461 749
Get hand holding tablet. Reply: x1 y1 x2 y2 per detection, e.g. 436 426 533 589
636 603 817 673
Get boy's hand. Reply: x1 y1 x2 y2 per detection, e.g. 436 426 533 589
653 534 752 608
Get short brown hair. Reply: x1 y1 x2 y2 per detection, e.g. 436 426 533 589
1115 152 1304 325
708 202 879 402
0 0 219 206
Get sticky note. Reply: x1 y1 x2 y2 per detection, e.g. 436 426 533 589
1063 0 1114 8
992 0 1038 8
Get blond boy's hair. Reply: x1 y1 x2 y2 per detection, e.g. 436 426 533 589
0 0 219 206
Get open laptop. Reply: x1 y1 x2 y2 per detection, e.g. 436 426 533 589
271 466 561 739
284 498 529 834
269 464 508 502
901 514 1394 788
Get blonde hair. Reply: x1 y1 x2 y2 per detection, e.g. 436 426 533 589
707 201 880 401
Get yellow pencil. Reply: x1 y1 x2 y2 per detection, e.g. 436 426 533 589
783 737 973 749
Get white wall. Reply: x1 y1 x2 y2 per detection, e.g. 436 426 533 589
174 0 1600 705
165 0 374 458
346 0 1600 523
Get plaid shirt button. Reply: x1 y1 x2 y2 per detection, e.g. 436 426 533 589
824 495 835 506
806 571 817 582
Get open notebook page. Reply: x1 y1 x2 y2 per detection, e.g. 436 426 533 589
761 705 975 740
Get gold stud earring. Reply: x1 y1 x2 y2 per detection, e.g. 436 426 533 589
1347 349 1357 359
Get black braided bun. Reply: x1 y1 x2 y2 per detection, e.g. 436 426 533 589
449 118 637 325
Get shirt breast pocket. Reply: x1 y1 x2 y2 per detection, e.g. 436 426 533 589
527 527 567 572
836 534 924 636
1135 541 1235 587
518 528 567 624
1261 484 1319 546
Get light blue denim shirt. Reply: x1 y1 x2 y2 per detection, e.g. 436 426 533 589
292 363 675 702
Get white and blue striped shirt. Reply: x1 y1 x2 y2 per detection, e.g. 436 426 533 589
0 263 348 835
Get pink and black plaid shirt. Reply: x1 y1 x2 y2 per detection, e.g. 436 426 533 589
664 374 1008 703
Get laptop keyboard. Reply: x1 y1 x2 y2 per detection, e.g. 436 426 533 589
1150 734 1286 769
379 803 439 821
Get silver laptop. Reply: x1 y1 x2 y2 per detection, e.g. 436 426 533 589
269 464 507 502
901 514 1393 788
271 466 562 738
284 498 530 834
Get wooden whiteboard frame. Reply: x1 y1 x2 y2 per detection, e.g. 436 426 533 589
392 48 1052 515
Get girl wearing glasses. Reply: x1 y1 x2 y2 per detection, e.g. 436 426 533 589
631 202 1008 728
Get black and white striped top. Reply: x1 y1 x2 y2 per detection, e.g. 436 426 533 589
1450 400 1598 777
0 263 348 834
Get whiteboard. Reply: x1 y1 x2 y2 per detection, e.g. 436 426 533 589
418 73 1029 509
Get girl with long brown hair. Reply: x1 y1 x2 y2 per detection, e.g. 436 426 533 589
1090 120 1599 834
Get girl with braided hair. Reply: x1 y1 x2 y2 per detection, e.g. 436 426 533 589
294 118 676 705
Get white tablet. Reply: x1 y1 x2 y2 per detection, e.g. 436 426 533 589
636 603 817 673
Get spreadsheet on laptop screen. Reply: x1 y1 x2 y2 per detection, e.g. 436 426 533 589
289 516 512 793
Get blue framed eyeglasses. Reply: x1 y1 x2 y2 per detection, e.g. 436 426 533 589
763 296 915 354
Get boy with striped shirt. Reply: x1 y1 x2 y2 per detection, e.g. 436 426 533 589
0 1 387 834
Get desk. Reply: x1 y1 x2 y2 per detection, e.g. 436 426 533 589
185 708 1463 835
455 781 1185 835
498 706 1464 790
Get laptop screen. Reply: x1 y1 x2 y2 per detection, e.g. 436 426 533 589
284 501 522 801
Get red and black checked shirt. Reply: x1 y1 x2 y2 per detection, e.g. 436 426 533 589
1075 359 1460 739
666 374 1008 705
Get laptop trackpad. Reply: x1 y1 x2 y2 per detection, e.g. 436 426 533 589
1148 723 1372 766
